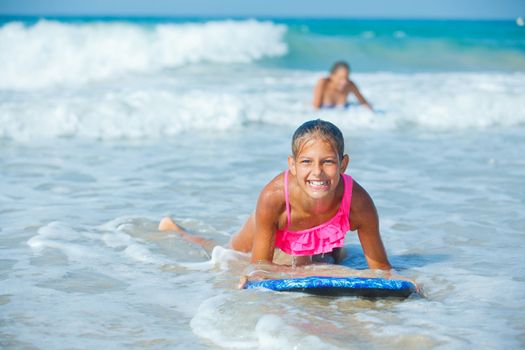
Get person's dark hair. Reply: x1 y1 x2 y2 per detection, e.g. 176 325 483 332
330 61 350 74
292 119 345 160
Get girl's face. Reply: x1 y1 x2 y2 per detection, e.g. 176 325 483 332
330 68 349 91
289 138 348 200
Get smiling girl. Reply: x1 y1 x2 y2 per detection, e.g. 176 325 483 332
160 119 391 282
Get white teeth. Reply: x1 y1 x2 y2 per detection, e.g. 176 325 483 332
309 180 328 186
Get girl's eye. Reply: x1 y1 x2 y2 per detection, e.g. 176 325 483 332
300 159 311 164
323 160 336 164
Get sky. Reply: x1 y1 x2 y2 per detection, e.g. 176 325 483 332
0 0 524 19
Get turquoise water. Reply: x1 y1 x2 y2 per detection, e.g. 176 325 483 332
273 19 525 71
1 17 525 72
1 16 525 349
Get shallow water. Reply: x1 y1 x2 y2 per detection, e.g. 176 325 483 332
1 124 525 349
1 17 525 350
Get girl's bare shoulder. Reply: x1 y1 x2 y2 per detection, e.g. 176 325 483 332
316 77 330 87
257 172 287 213
350 179 378 228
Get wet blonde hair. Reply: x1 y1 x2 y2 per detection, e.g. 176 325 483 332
292 119 345 160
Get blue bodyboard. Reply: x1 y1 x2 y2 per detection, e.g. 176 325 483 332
245 276 416 298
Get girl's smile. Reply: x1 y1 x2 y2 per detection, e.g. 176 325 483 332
306 179 330 191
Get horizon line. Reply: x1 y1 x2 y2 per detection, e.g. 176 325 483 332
0 14 521 21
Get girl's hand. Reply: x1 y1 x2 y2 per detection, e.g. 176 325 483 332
238 262 292 289
238 276 248 289
237 268 272 289
383 270 421 294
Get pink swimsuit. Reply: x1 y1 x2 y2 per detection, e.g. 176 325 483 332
274 170 354 256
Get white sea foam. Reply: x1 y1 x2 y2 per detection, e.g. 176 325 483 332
254 314 340 350
178 246 249 271
1 71 523 141
0 19 287 90
209 246 250 270
191 294 341 350
27 221 97 260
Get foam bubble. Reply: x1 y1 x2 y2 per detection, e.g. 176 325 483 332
27 221 96 260
123 243 168 264
101 231 133 248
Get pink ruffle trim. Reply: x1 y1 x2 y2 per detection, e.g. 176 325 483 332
275 211 350 256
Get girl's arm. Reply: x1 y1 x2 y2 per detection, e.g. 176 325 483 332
238 179 292 287
348 81 373 111
350 181 391 270
250 184 282 264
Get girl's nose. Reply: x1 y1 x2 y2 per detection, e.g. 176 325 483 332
311 162 323 176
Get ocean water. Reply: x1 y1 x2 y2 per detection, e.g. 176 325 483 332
1 17 525 349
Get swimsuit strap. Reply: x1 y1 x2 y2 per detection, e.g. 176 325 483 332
341 173 354 218
284 170 291 228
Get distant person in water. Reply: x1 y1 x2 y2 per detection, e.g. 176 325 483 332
312 61 373 111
